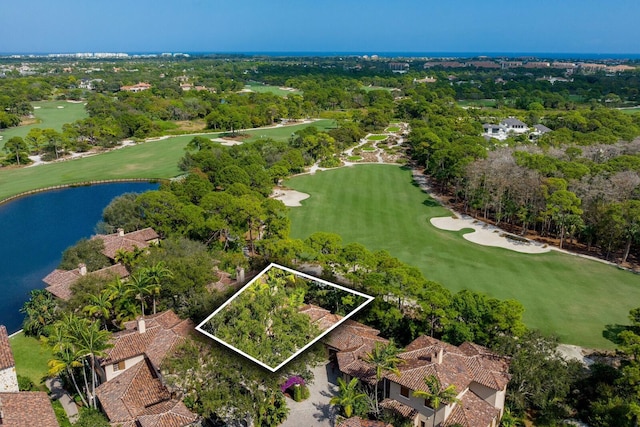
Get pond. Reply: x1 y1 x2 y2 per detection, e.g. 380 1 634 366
0 182 159 333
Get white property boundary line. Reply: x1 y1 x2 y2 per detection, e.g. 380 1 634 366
196 262 374 372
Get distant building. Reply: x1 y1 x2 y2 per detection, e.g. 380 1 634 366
119 82 152 92
389 62 410 74
482 117 532 141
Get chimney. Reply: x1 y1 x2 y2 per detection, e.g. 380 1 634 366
117 228 125 237
236 267 245 284
78 263 87 276
436 347 444 364
137 317 146 334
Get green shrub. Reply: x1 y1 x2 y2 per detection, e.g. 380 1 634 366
17 374 35 391
292 384 310 402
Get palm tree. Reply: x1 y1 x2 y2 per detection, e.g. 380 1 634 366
76 321 112 409
139 262 173 314
412 374 460 427
363 342 403 415
83 291 112 329
330 377 367 418
114 246 145 272
43 314 91 407
105 277 137 327
128 272 153 316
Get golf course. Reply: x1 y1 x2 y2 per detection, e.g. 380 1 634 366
0 119 335 202
0 100 88 149
286 164 640 349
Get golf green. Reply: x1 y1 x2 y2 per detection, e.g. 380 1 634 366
286 164 640 349
0 101 88 149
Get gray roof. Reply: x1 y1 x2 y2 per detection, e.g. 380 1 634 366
501 117 527 127
533 124 552 133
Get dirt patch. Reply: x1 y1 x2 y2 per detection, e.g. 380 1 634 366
173 120 206 132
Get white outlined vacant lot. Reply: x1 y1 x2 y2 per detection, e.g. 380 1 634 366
196 263 374 372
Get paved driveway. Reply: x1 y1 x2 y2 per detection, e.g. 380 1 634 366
281 362 339 427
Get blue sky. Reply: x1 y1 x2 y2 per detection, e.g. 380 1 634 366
2 0 639 54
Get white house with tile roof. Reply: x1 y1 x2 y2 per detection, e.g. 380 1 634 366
327 323 510 427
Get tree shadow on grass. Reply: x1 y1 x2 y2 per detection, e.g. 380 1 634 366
603 324 628 345
422 198 440 208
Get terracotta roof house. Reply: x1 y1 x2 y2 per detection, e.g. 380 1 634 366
0 392 60 427
328 327 510 427
94 227 160 260
338 416 393 427
120 82 152 92
43 263 129 301
98 310 193 382
0 325 59 426
299 304 343 331
95 358 197 427
95 310 198 427
382 336 510 427
323 320 390 385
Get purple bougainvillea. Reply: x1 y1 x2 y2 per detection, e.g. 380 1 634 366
280 375 305 392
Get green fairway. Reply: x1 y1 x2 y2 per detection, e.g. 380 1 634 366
286 165 640 349
241 119 335 143
367 135 388 141
0 101 88 149
10 332 51 387
244 83 302 96
0 120 335 202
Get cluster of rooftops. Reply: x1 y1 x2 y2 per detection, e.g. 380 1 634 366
23 227 512 426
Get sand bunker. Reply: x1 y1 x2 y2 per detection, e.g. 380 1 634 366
430 215 550 254
272 190 310 207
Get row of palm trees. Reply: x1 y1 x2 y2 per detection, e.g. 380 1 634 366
43 313 112 409
330 342 459 427
83 262 173 329
42 261 173 410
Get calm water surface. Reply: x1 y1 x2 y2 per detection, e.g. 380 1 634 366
0 182 158 333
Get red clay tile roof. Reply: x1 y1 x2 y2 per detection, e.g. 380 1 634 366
338 416 393 427
385 336 511 396
380 398 419 419
94 227 159 259
0 325 15 370
299 304 343 331
324 320 389 384
102 310 193 368
96 358 197 427
0 391 59 427
44 263 129 301
443 390 499 427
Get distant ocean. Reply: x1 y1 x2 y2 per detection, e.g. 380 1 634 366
4 51 640 60
193 52 640 60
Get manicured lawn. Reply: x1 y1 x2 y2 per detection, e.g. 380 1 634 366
286 165 640 349
360 85 396 92
241 119 335 143
9 332 52 387
386 126 401 132
0 101 88 149
0 120 335 202
367 135 388 141
244 83 302 96
620 107 640 115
